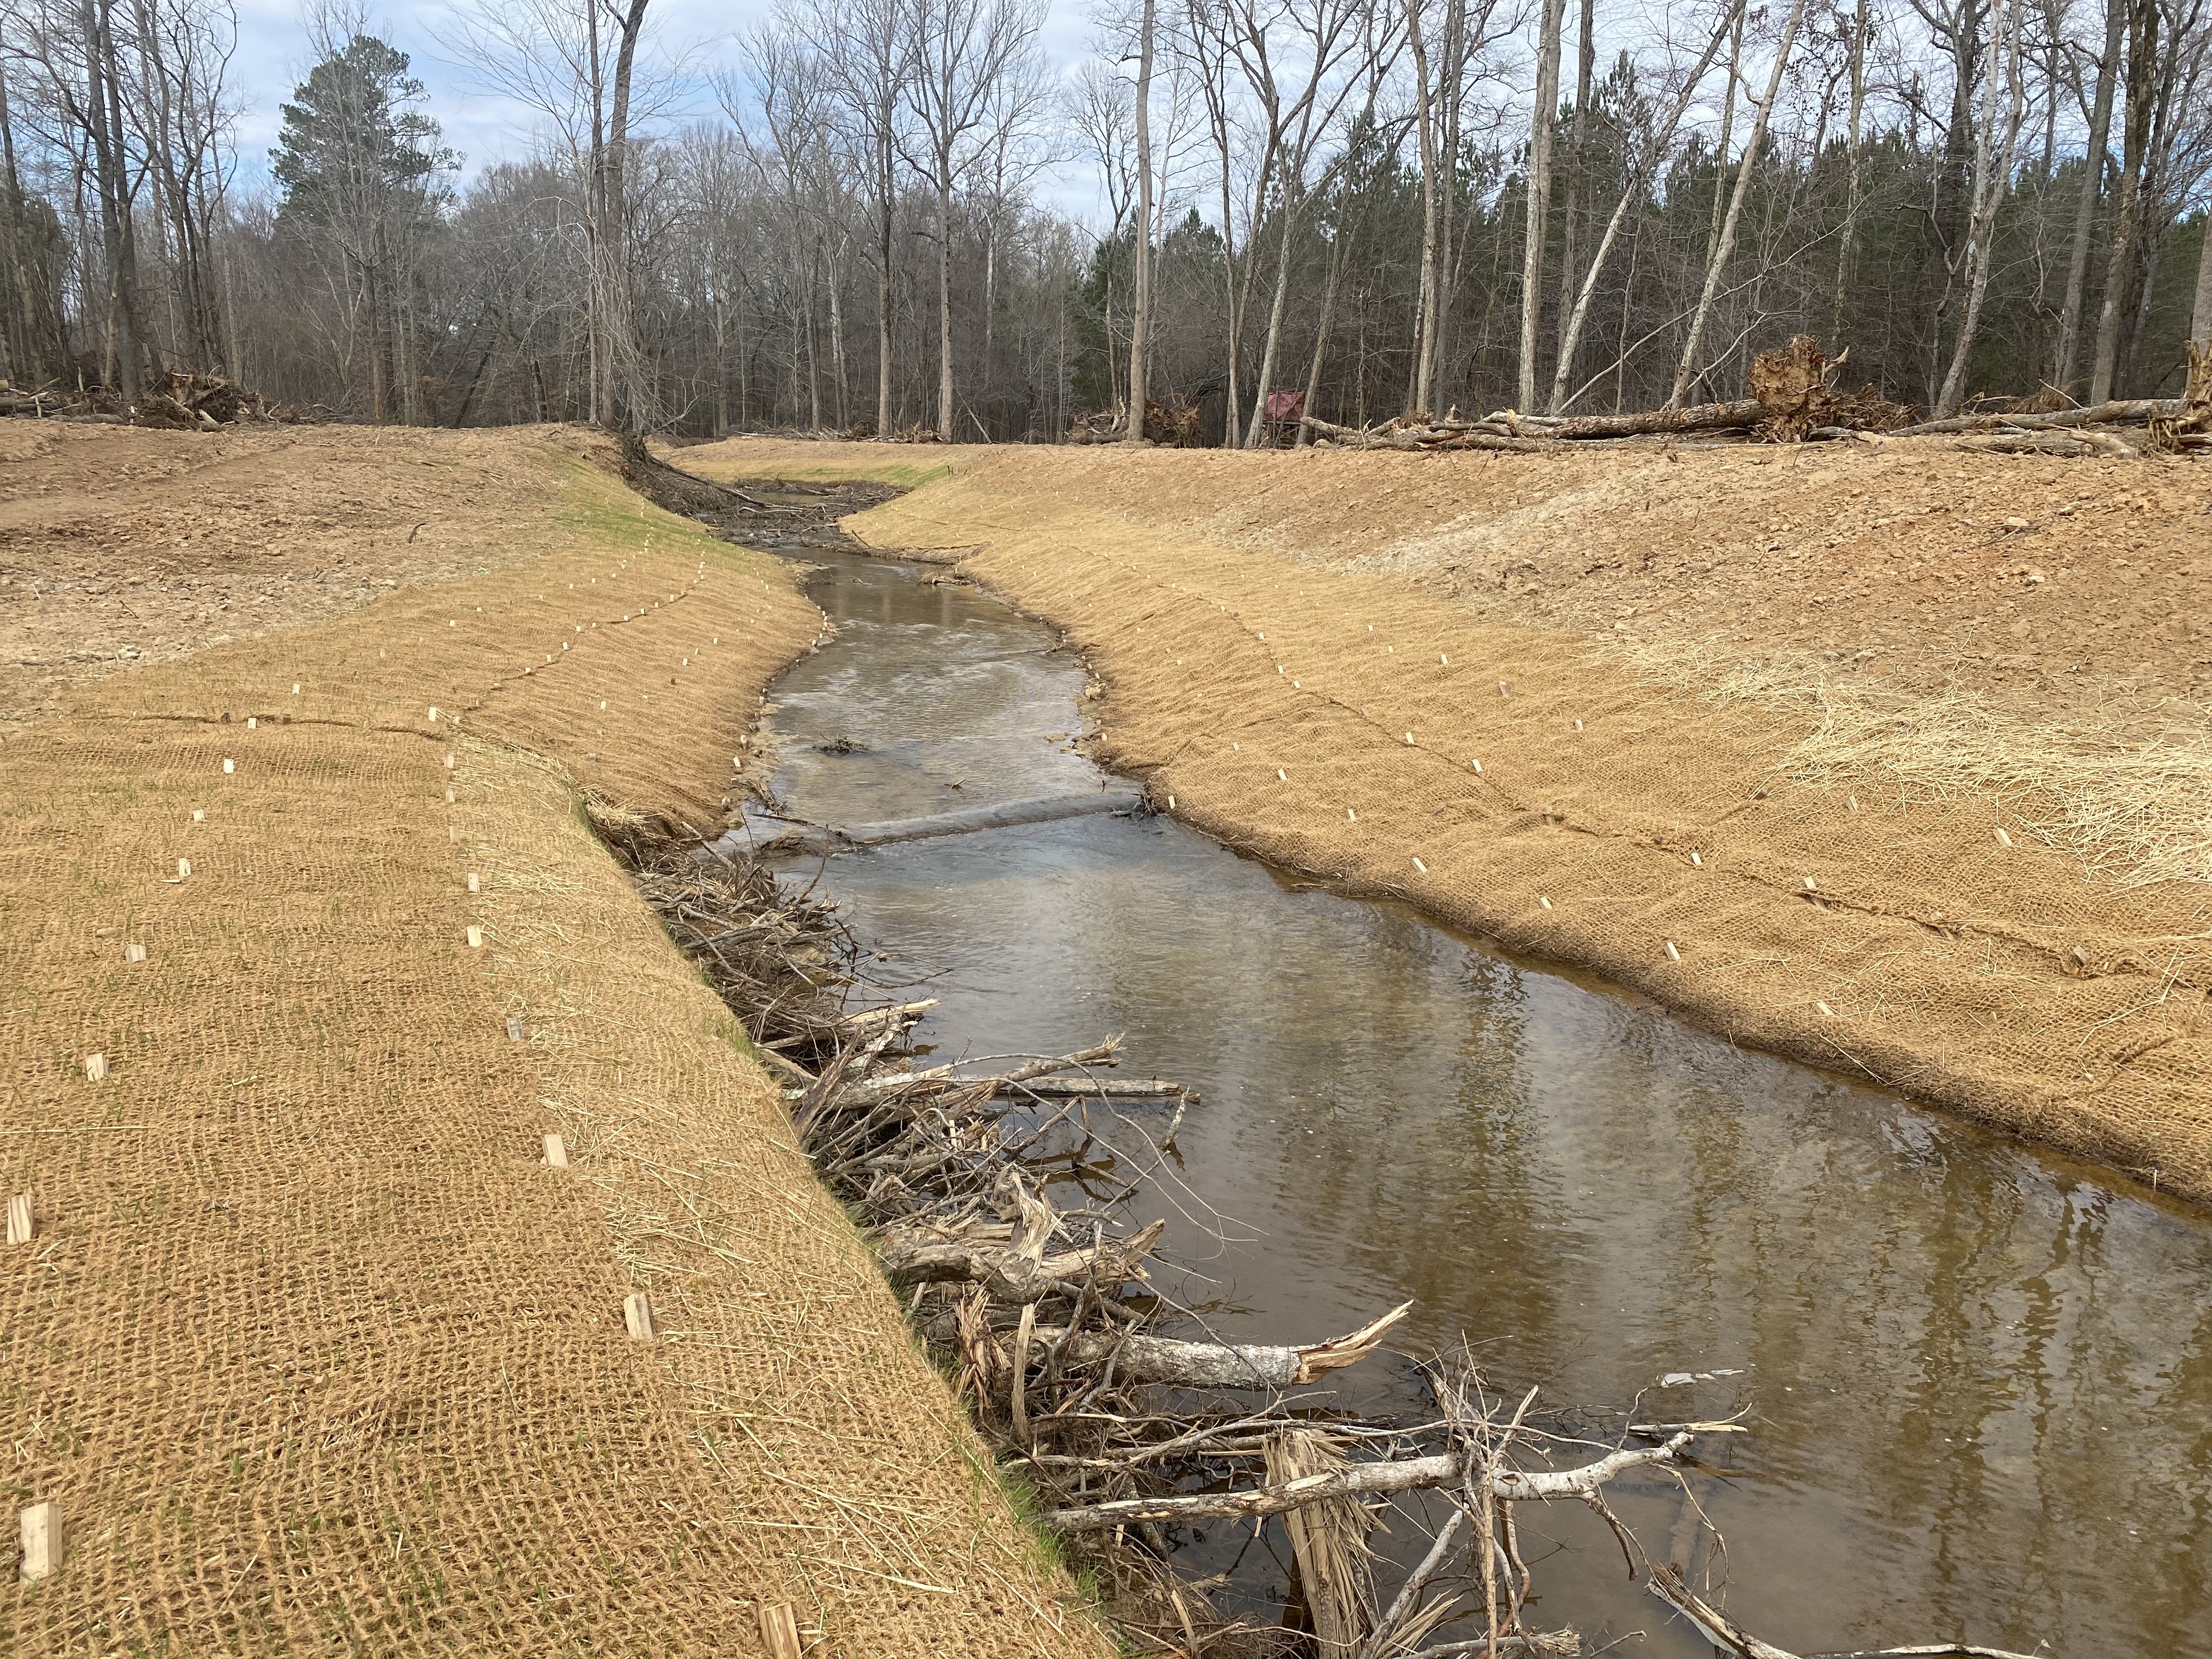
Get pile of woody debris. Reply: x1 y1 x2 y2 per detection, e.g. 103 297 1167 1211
1304 336 2209 458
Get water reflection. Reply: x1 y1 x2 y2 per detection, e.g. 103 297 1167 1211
751 549 2212 1658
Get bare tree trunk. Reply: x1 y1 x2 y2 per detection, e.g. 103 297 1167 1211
1124 0 1156 440
1830 0 1869 336
1547 2 1734 412
1667 0 1809 408
2089 0 2153 403
2056 0 2121 394
877 136 894 430
1297 221 1350 444
1407 0 1440 415
936 172 955 438
84 0 143 402
1935 0 2027 416
2192 209 2212 343
1705 3 1744 271
1242 217 1296 447
603 0 652 434
1550 0 1595 393
1516 0 1565 411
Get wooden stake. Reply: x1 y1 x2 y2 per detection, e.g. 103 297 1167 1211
623 1291 656 1341
466 926 483 949
5 1195 33 1246
83 1053 106 1082
505 1015 525 1040
222 759 234 774
466 873 480 893
543 1133 569 1169
176 857 191 878
18 1500 61 1582
1664 940 1681 962
123 943 146 963
245 718 256 730
757 1602 802 1659
191 809 204 821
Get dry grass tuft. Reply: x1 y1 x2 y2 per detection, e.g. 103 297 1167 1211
1601 635 2212 890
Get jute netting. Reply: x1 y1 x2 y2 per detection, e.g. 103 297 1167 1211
2 441 1108 1657
837 455 2211 1203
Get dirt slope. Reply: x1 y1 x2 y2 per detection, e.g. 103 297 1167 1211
1 425 1104 1657
685 437 2212 1205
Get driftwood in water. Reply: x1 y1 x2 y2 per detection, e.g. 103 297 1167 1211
878 1217 1166 1302
719 789 1142 860
1645 1567 2045 1659
920 1300 1410 1387
1045 1432 1694 1533
1005 1076 1195 1100
624 831 2032 1659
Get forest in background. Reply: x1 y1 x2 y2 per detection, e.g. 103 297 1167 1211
2 0 2209 445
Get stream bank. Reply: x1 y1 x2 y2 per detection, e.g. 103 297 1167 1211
698 492 2212 1659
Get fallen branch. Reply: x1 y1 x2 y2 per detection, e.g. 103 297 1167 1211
924 1300 1410 1387
1004 1077 1195 1101
878 1217 1166 1303
1046 1432 1692 1533
1646 1567 2044 1659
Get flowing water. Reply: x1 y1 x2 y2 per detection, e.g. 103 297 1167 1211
740 539 2212 1659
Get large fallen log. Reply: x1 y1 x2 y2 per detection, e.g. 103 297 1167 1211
1045 1431 1692 1533
1544 398 1764 438
923 1300 1410 1387
1887 397 2179 437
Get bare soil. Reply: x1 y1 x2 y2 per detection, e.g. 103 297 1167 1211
0 421 618 731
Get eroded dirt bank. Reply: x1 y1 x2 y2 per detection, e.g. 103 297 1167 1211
1 425 1103 1656
684 437 2212 1205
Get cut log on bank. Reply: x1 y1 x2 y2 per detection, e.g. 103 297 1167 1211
1302 335 2207 456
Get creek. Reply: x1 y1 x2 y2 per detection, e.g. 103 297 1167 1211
738 534 2211 1658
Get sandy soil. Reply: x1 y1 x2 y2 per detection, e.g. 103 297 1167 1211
684 436 2212 1204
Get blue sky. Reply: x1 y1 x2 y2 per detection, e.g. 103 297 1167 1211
228 0 1108 208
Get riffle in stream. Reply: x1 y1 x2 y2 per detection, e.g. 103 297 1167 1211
732 539 2211 1658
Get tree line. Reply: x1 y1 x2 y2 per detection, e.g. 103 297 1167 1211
3 0 2209 443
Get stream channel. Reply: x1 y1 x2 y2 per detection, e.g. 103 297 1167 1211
732 528 2212 1658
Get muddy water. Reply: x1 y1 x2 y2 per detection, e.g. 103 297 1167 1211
745 546 2212 1659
